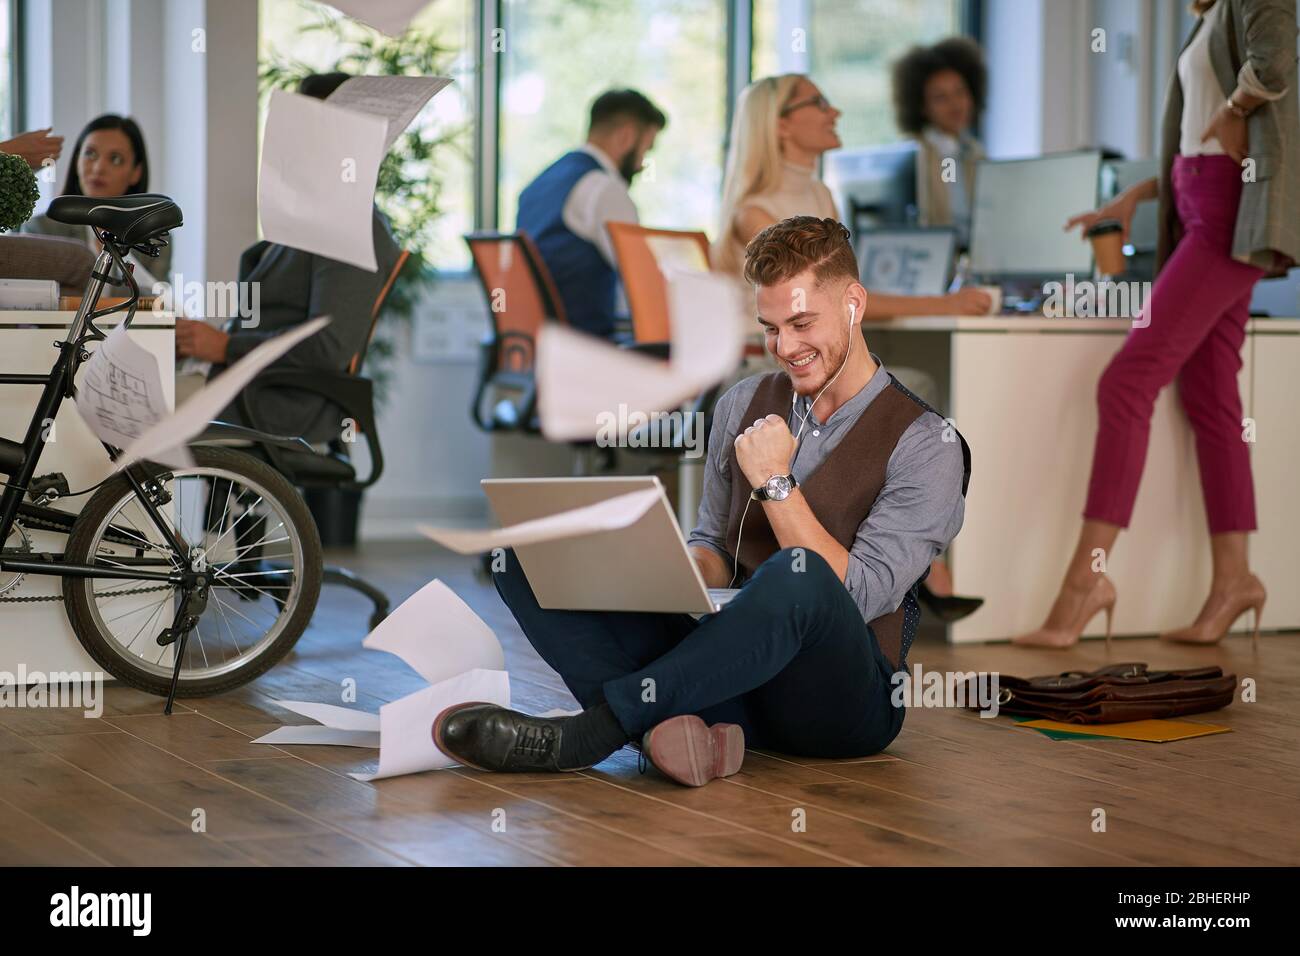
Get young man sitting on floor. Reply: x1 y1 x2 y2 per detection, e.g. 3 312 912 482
434 215 970 786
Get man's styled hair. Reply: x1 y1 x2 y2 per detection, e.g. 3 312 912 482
743 215 858 288
588 89 667 133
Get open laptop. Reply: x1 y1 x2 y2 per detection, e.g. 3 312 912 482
481 476 739 615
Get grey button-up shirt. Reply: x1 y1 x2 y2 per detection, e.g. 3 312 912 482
688 359 966 625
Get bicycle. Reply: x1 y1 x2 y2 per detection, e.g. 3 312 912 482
0 193 322 713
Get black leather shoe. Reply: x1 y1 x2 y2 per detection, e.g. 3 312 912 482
918 582 984 623
433 702 595 773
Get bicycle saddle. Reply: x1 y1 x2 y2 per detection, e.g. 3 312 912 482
46 193 183 247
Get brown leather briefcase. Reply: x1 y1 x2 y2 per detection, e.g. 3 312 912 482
967 663 1237 724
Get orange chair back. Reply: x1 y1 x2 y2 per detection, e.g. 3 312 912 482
465 232 567 374
606 223 711 342
349 249 410 376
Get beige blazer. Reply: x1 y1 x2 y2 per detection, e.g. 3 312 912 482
1157 0 1300 275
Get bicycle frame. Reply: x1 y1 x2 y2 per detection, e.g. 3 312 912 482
0 244 185 589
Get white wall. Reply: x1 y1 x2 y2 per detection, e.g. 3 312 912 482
981 0 1195 160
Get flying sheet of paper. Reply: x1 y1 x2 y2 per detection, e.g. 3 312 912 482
252 578 516 780
362 579 505 686
259 89 387 271
417 486 662 555
273 700 381 732
350 669 512 781
537 270 746 440
253 725 382 748
74 324 186 466
111 316 330 472
325 0 432 36
327 75 453 152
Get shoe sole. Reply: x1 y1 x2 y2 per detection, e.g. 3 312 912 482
642 715 744 787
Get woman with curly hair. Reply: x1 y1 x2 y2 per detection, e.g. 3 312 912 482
891 37 987 248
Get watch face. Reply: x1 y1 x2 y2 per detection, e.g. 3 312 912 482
765 475 793 500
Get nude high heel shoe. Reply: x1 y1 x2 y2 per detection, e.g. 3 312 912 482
1011 575 1118 649
1159 574 1267 646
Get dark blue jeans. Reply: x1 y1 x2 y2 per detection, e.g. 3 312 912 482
494 546 905 758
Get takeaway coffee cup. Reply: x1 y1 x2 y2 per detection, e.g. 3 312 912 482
1086 218 1126 277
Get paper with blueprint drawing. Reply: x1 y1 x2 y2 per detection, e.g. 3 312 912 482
75 324 185 467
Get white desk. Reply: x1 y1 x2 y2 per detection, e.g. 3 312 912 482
862 314 1300 643
0 311 175 673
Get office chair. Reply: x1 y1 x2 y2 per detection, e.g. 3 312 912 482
604 222 727 526
464 231 570 434
215 249 411 630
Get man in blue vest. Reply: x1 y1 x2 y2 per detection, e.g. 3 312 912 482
516 89 667 339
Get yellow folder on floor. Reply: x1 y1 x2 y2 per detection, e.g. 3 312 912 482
1015 718 1231 743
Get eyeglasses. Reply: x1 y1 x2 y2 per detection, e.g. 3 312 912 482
780 94 834 116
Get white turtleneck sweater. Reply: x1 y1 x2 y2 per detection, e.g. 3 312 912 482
722 160 841 274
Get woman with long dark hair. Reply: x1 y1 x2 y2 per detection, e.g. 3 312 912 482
22 114 170 283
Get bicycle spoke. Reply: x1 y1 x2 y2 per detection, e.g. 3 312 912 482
78 459 308 685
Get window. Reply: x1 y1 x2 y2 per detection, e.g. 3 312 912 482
497 0 729 239
258 0 476 270
1 0 15 140
753 0 963 148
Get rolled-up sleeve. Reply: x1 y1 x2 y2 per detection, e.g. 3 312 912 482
842 413 966 622
1237 0 1296 98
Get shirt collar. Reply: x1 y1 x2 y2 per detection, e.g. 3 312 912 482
579 142 622 179
922 125 963 157
795 354 891 428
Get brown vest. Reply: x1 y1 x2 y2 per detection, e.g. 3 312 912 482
723 372 936 668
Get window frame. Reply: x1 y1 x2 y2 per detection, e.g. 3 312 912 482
474 0 976 235
4 0 24 138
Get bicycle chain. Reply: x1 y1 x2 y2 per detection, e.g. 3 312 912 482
0 584 173 604
2 514 176 603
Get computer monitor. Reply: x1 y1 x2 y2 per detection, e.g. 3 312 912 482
969 150 1102 282
856 227 956 296
823 142 918 235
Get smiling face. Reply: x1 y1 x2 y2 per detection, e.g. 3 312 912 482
756 269 863 396
922 68 973 137
77 129 142 197
777 78 842 159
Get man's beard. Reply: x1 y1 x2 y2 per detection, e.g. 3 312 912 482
619 151 640 183
786 330 852 395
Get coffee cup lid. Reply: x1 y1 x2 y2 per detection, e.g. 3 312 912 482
1086 218 1123 237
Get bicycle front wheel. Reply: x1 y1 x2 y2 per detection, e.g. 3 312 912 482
63 446 322 697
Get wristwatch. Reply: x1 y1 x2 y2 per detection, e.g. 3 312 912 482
752 473 798 502
1226 96 1249 119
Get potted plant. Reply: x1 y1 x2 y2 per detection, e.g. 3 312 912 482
0 151 40 233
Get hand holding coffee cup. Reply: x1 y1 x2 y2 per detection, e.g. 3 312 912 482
1085 218 1127 278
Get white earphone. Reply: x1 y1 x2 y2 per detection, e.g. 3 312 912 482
731 299 858 587
790 299 858 439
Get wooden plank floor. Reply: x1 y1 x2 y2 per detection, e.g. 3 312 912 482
2 540 1296 866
